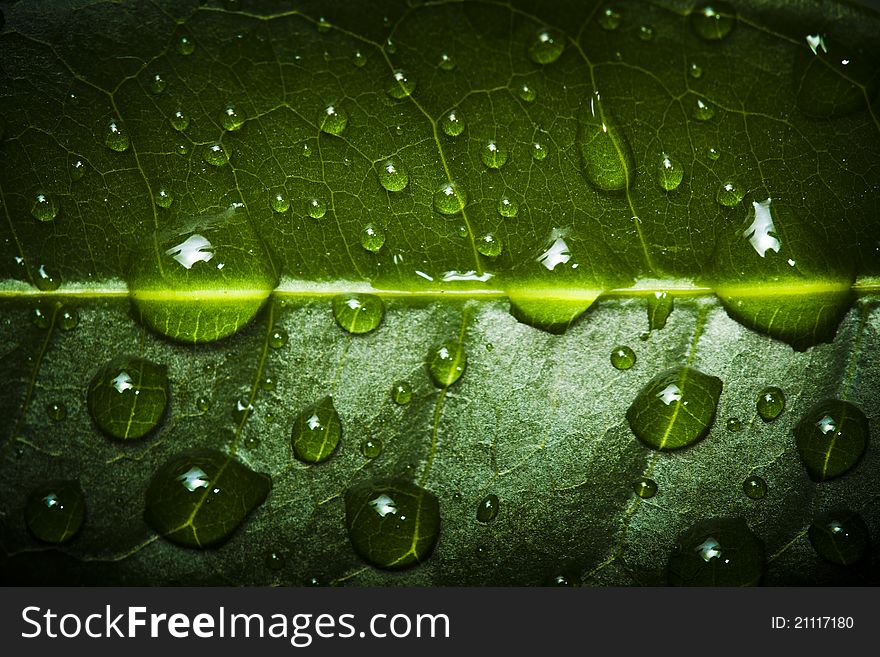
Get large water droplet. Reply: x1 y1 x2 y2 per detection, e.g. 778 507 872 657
808 510 869 566
203 142 229 166
270 191 290 213
476 494 499 523
795 399 868 481
716 181 744 207
428 340 467 387
360 223 386 252
31 193 58 222
440 108 465 137
25 481 85 544
577 91 634 191
319 104 348 136
627 366 723 450
477 233 502 258
104 118 129 152
657 153 684 191
332 293 385 334
668 517 764 586
378 159 409 192
756 386 785 422
433 181 468 215
647 291 674 330
742 476 767 500
528 28 564 65
306 197 327 219
345 478 440 570
481 140 509 169
291 396 342 464
34 263 61 291
610 345 636 370
691 2 736 41
87 356 169 440
387 69 416 99
633 477 657 499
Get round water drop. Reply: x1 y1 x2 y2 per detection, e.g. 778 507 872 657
221 104 244 131
392 381 412 405
319 104 348 136
707 147 720 161
668 517 764 586
196 396 211 412
726 418 742 432
577 91 635 191
716 181 744 207
387 69 416 99
742 476 767 500
433 181 468 215
441 109 465 137
689 62 703 79
177 35 195 55
691 2 736 41
428 340 467 387
261 375 276 391
481 140 508 169
270 191 290 213
353 50 366 67
657 152 684 191
59 307 78 330
384 37 396 54
149 73 166 94
518 83 537 102
69 155 87 181
598 7 622 30
360 438 383 459
438 52 456 70
795 399 868 481
104 118 129 152
87 356 169 440
477 494 499 523
332 293 385 334
532 141 547 161
360 223 386 253
529 28 564 65
638 25 654 41
170 109 190 131
498 196 519 218
46 401 67 422
633 477 657 499
378 159 409 192
477 233 502 258
204 142 229 166
456 225 469 239
25 481 85 544
269 326 288 348
756 386 785 422
31 193 58 222
32 305 51 329
232 398 253 424
808 511 869 566
291 396 341 464
693 97 715 121
317 16 331 32
34 264 60 291
302 143 313 158
156 188 173 209
306 197 327 219
610 345 636 370
265 551 285 571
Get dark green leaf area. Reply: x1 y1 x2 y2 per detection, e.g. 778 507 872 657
87 356 169 440
291 396 342 464
144 448 271 549
626 366 723 450
808 510 870 566
127 204 278 343
794 399 868 481
25 480 86 544
667 517 765 586
345 478 440 571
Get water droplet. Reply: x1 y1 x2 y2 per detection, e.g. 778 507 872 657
808 511 869 566
156 188 173 209
317 16 331 32
232 397 253 424
32 305 51 329
387 69 416 99
638 25 654 41
59 307 78 330
149 73 166 94
491 200 517 224
360 438 383 459
633 477 657 499
104 118 129 152
177 35 196 55
31 193 58 222
716 180 744 207
689 62 703 79
203 142 229 166
270 191 290 213
319 104 348 136
260 375 276 391
345 478 440 570
518 83 537 102
627 366 723 450
707 147 720 161
269 326 288 348
456 225 469 239
69 155 87 181
756 387 785 422
377 159 409 192
384 37 397 54
528 28 564 65
610 345 636 370
34 264 61 291
302 142 313 157
598 7 622 31
265 551 285 571
481 140 509 169
647 291 674 330
657 152 684 191
477 233 502 258
795 399 868 481
360 223 386 252
221 104 244 131
428 340 467 387
726 418 742 432
353 50 366 67
87 356 169 440
691 2 736 41
306 197 327 219
433 180 468 215
577 91 634 191
332 293 385 334
477 494 499 522
25 481 85 544
46 401 67 422
196 396 211 412
440 108 465 137
742 476 767 500
291 396 341 464
438 52 456 70
170 109 190 132
532 141 547 161
391 381 412 405
145 449 270 548
668 517 764 586
693 97 715 121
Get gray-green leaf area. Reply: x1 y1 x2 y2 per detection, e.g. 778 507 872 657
0 0 878 585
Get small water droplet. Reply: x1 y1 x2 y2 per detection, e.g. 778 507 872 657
481 140 509 169
59 307 78 330
265 550 285 571
529 28 564 65
360 223 386 252
647 290 674 330
498 196 519 218
360 438 383 459
707 147 720 161
756 387 785 422
657 152 684 191
156 188 173 209
378 159 409 192
170 109 190 132
689 62 703 79
317 16 331 32
795 399 868 481
693 97 715 121
177 35 196 55
291 396 341 464
149 73 166 94
332 293 385 334
269 326 288 348
196 396 211 412
477 494 499 522
353 50 366 67
668 518 764 586
31 193 58 222
384 37 397 54
319 104 348 136
433 180 468 215
577 91 634 191
598 7 622 30
809 510 869 566
391 381 412 405
742 476 767 500
270 191 290 213
716 181 744 207
532 141 547 161
387 69 416 99
633 477 657 499
638 25 654 41
88 357 169 440
260 375 276 391
477 233 502 258
32 305 51 329
610 345 636 370
691 2 736 41
104 118 129 152
35 264 61 291
221 104 244 131
203 142 229 166
441 108 465 137
232 397 254 424
46 401 67 422
69 155 87 181
428 340 467 387
726 418 742 432
518 83 537 102
306 197 327 219
302 142 313 157
25 481 85 544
